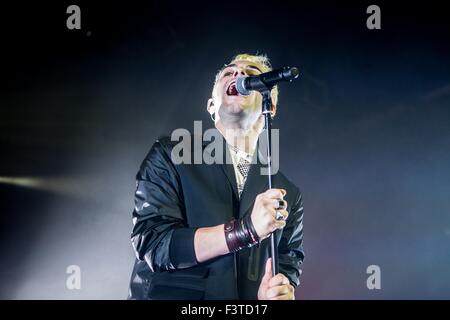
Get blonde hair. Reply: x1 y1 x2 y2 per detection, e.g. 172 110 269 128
213 53 279 115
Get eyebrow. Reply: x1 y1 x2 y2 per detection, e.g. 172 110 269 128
222 63 263 73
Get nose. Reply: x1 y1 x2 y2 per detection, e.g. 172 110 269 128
233 69 245 77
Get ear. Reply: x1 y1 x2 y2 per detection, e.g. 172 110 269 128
207 98 215 115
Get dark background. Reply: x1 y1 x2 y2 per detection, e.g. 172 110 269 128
1 0 449 299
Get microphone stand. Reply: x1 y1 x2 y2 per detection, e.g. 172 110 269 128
240 66 299 277
261 90 278 276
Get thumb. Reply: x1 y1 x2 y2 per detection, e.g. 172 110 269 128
261 258 273 284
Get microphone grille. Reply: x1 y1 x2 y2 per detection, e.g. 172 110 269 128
235 77 251 96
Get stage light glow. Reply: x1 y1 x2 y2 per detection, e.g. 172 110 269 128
0 176 94 199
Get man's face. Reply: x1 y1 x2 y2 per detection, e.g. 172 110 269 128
210 60 264 126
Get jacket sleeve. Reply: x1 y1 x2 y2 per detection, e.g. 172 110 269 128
130 139 199 272
278 189 305 287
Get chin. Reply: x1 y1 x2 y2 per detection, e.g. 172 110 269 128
218 103 244 120
224 104 245 115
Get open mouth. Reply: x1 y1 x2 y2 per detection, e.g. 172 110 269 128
226 81 239 96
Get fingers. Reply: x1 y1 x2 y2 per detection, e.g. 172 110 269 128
261 209 287 232
270 293 294 300
252 189 289 238
264 188 286 199
265 199 288 216
263 200 288 217
273 218 287 231
259 197 289 231
269 273 290 287
273 209 289 221
267 274 294 300
262 207 288 232
273 199 287 210
266 285 290 299
266 284 295 300
259 268 295 300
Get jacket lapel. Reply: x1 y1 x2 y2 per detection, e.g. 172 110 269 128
202 131 270 218
220 161 239 201
238 151 269 218
203 132 239 201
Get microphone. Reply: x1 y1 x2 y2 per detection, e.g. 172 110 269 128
235 66 300 96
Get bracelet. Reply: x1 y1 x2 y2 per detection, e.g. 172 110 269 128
244 214 260 244
224 215 259 253
224 219 240 252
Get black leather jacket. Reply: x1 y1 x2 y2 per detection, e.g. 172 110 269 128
128 133 304 299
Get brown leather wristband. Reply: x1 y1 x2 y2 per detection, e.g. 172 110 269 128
224 217 259 253
224 219 241 252
244 213 260 243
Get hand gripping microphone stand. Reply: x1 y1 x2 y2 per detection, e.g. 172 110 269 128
237 66 299 276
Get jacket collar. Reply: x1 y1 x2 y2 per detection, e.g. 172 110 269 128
238 148 268 218
202 130 269 218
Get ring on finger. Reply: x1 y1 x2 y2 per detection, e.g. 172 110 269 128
275 210 285 221
274 199 285 210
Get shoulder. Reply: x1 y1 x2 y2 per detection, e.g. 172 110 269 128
142 131 204 165
156 135 177 147
152 132 207 151
152 135 178 152
144 134 180 158
137 134 182 179
139 134 177 170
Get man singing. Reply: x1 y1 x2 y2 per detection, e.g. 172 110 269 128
128 53 304 300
